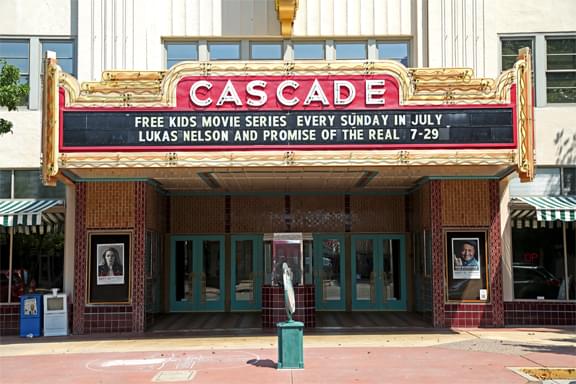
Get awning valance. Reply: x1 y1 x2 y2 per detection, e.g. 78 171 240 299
517 196 576 222
0 199 64 227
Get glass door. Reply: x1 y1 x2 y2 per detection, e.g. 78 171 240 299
170 235 225 311
231 235 263 311
351 235 406 310
314 235 346 310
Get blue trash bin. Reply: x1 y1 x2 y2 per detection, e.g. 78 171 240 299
20 293 43 337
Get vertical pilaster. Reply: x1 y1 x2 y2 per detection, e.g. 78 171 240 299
72 183 86 335
489 180 504 326
430 180 445 327
132 181 146 332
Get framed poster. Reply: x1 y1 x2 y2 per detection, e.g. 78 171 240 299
445 230 489 302
87 231 131 304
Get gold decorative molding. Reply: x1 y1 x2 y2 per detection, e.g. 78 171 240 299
58 150 516 169
41 53 60 186
41 56 533 183
515 48 535 182
275 0 299 37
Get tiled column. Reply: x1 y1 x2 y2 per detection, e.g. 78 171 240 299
72 183 87 335
430 180 445 327
132 182 146 333
489 180 504 326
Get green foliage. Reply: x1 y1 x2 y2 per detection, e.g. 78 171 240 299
0 59 30 135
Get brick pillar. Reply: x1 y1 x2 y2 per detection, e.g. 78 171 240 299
73 183 87 335
489 180 504 326
430 180 445 327
132 182 146 333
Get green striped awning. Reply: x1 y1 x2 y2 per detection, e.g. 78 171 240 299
518 196 576 221
0 199 64 227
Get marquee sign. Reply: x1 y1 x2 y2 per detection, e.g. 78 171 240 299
59 74 515 152
42 54 535 185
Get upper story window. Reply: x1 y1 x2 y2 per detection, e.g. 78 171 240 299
165 39 411 67
546 37 576 103
293 41 324 60
250 42 282 60
501 38 534 71
501 34 576 105
165 42 198 69
0 40 30 105
377 41 410 66
335 41 367 60
208 42 240 60
42 40 75 76
0 38 75 109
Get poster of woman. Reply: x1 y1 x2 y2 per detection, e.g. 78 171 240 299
452 238 481 279
96 243 125 285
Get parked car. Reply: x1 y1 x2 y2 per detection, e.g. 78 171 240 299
513 264 561 300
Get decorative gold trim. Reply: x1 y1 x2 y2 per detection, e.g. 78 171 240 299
58 150 516 169
41 54 60 186
515 48 535 182
57 60 516 108
275 0 299 37
41 56 534 181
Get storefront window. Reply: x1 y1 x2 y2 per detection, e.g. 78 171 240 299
512 225 575 300
0 232 64 303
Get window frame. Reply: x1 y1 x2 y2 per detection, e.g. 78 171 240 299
164 41 199 69
500 33 576 106
376 40 411 66
545 36 576 104
0 39 30 106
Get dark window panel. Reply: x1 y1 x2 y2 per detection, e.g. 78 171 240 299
547 38 576 54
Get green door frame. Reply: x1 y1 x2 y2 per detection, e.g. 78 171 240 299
313 234 346 310
230 235 263 311
169 235 225 312
351 234 406 311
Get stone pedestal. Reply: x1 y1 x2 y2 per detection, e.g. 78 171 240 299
277 320 304 369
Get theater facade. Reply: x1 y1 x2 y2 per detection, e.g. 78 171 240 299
38 44 538 334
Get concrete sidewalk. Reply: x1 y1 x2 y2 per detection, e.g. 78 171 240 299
0 328 574 383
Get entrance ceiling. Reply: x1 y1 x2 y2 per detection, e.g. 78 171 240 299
65 165 512 193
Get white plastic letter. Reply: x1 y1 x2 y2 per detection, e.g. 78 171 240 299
189 80 213 106
334 80 356 105
276 80 299 106
303 79 329 105
246 80 268 107
216 80 243 106
365 80 386 105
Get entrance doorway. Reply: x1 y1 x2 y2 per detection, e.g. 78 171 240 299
313 235 346 310
170 236 225 311
230 235 263 311
351 235 406 310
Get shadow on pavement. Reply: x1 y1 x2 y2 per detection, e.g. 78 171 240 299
247 358 277 369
